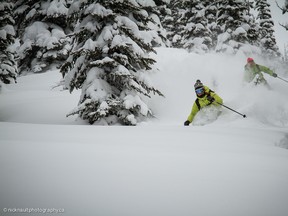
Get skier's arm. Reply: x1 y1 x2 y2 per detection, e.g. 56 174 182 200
210 92 223 105
258 65 274 76
187 103 200 123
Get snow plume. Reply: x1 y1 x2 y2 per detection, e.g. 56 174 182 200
239 83 288 127
150 48 288 127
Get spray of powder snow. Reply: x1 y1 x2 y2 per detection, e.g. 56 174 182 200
149 48 288 127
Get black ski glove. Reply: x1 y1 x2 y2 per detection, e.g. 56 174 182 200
184 120 190 126
272 73 277 78
207 95 215 102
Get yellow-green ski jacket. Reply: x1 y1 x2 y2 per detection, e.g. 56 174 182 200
186 86 223 123
244 63 274 83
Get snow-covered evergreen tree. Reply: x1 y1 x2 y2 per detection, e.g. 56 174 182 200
215 0 260 55
285 0 288 12
276 0 288 14
181 0 212 53
160 1 173 46
61 0 163 125
134 0 168 47
277 0 288 30
205 1 220 50
255 0 280 58
163 0 187 48
0 0 17 87
150 0 171 47
14 0 71 74
276 0 288 69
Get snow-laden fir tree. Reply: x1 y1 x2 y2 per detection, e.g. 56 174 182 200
255 0 280 58
180 0 212 53
160 0 174 46
215 0 260 55
276 0 288 69
285 0 288 12
276 0 288 15
61 0 163 125
277 0 288 30
0 0 18 87
205 1 221 50
163 0 187 48
14 0 71 74
134 0 168 47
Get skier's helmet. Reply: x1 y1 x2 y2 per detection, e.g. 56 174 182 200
247 57 254 63
194 80 203 89
194 80 205 97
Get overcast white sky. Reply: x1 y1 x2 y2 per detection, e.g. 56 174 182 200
268 0 288 54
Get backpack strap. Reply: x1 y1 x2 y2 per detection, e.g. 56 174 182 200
195 98 201 110
195 89 215 110
208 89 214 94
207 89 215 105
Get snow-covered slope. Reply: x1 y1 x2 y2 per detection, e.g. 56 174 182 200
1 48 288 216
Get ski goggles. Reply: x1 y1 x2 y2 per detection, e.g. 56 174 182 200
195 87 204 94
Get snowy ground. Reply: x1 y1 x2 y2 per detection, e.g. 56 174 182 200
1 48 288 216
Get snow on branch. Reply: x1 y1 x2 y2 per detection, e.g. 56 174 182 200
46 0 68 17
279 22 288 31
85 3 113 18
276 0 288 14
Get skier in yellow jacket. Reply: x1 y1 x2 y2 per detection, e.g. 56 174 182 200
184 80 223 126
244 57 277 85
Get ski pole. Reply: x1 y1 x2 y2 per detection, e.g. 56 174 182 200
215 102 247 118
277 76 288 84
